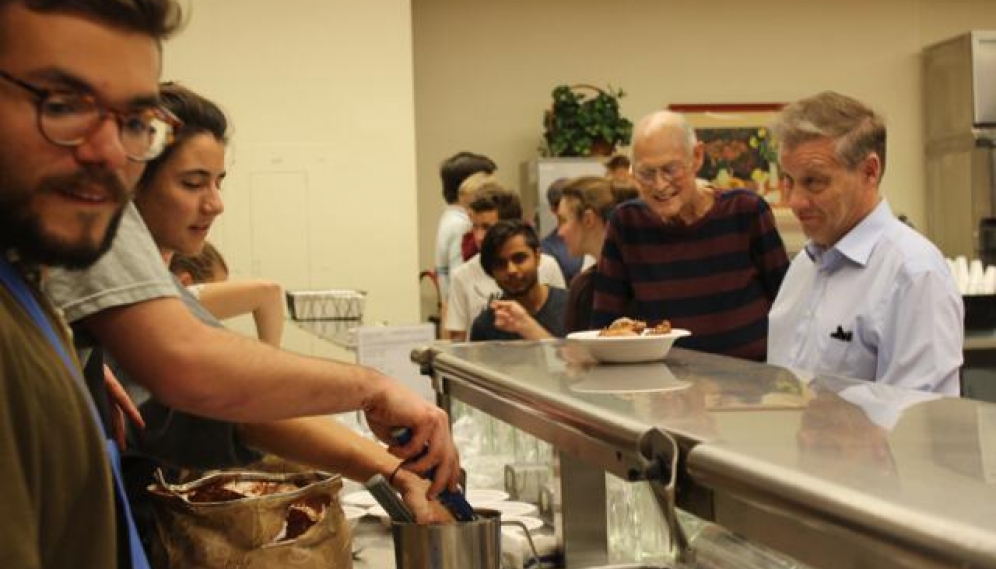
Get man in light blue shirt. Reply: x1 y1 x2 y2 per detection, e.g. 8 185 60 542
767 91 963 395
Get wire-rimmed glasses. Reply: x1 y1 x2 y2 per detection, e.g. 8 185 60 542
634 159 691 186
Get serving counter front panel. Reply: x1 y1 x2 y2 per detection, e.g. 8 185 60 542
423 340 996 569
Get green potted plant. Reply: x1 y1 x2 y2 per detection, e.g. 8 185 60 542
543 84 633 157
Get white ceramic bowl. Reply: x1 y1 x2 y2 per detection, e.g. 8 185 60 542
466 489 509 504
365 504 392 528
566 329 691 363
481 500 538 517
341 505 366 531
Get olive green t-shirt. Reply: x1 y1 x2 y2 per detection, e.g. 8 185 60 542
0 280 116 569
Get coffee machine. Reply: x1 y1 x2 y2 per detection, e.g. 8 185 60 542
923 31 996 261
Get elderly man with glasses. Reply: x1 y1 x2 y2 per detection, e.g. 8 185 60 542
591 110 790 361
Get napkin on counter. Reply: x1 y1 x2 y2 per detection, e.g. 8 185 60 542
501 528 558 569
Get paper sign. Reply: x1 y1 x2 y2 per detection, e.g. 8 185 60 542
356 324 436 402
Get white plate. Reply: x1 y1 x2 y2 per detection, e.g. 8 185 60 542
481 500 538 517
567 329 691 363
342 490 378 508
502 515 544 532
466 489 509 504
341 505 366 530
366 504 392 527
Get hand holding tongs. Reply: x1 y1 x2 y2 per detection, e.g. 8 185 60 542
365 474 415 523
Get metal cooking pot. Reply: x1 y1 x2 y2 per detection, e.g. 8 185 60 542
391 509 539 569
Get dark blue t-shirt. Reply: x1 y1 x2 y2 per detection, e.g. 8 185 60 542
469 286 570 340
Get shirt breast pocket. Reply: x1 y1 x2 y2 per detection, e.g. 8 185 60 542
821 330 875 380
823 337 853 371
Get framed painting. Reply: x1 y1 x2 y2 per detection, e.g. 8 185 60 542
668 103 805 253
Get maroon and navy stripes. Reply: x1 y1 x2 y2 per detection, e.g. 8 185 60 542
592 190 790 361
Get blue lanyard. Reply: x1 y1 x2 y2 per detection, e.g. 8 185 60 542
0 259 78 377
0 257 151 569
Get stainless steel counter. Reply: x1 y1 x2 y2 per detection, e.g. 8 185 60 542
422 340 996 569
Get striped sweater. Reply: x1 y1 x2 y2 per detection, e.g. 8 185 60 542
592 190 789 361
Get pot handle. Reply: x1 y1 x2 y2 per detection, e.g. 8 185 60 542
500 520 542 567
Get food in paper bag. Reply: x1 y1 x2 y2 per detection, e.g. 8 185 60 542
148 470 351 569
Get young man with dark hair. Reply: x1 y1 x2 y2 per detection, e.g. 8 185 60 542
444 185 566 341
470 220 570 341
0 1 182 566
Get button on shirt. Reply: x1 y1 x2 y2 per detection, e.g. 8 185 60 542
767 200 963 395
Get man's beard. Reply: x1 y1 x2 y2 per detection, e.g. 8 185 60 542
499 272 539 299
0 168 129 270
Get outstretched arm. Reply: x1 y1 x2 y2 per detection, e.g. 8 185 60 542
239 418 454 523
196 280 285 346
491 300 553 340
83 297 460 494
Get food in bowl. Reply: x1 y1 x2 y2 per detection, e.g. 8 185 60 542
567 327 691 363
598 317 672 337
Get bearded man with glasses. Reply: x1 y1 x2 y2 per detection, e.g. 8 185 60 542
591 110 790 361
0 1 182 567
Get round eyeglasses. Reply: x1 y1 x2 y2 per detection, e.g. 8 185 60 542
0 70 182 162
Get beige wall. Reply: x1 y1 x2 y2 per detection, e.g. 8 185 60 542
157 0 996 333
163 0 420 356
414 0 996 295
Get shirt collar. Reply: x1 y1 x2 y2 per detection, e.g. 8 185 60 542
804 198 891 269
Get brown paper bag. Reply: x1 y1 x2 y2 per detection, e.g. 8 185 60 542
148 470 352 568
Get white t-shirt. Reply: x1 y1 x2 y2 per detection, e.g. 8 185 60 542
434 205 471 297
445 253 565 334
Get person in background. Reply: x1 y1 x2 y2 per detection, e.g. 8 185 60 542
45 25 460 514
444 185 566 341
767 91 962 395
470 220 569 341
609 175 640 203
540 178 585 284
435 151 496 296
0 0 182 566
605 154 632 182
170 242 284 347
592 110 789 361
116 85 451 546
489 176 622 339
169 240 228 284
455 171 496 273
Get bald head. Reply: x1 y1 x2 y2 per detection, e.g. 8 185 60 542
632 110 697 161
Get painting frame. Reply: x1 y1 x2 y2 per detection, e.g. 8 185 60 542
668 103 805 254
